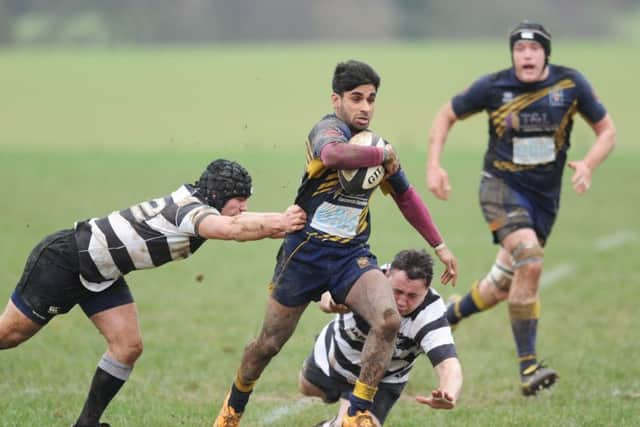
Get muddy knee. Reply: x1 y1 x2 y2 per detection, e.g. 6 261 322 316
511 241 544 273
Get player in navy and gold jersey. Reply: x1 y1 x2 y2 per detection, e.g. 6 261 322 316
215 60 458 427
426 21 616 395
0 159 306 427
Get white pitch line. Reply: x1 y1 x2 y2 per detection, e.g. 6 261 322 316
540 264 575 289
594 230 637 252
262 399 312 424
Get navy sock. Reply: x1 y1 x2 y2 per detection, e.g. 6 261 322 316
228 383 252 413
509 301 540 374
347 393 372 416
447 292 481 325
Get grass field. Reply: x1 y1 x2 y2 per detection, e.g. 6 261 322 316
1 43 639 426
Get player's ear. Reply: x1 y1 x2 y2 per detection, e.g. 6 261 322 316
331 92 340 109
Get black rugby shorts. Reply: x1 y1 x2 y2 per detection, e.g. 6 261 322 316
11 229 133 324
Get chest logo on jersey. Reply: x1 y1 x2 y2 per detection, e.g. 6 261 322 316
548 89 564 106
356 257 370 268
502 91 514 104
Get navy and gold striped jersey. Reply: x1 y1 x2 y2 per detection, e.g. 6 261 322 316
74 184 218 291
452 65 606 203
294 114 391 246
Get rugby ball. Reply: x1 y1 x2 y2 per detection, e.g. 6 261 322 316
338 131 386 194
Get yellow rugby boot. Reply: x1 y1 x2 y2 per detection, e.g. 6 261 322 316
342 410 376 427
213 393 243 427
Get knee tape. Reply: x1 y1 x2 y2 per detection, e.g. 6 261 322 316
511 241 544 269
485 261 514 292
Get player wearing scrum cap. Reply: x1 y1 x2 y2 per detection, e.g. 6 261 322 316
0 159 306 427
426 21 616 395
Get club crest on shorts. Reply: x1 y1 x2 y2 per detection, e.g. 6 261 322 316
356 257 370 268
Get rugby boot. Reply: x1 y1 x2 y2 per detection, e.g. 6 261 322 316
521 362 558 396
213 392 243 427
342 410 376 427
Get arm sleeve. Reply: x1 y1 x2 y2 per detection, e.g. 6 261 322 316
451 75 492 119
573 71 607 124
320 142 384 169
382 169 444 247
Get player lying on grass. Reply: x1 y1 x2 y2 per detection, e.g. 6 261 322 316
300 249 462 427
0 159 306 427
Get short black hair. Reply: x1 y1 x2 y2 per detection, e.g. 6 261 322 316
390 249 433 287
332 60 381 95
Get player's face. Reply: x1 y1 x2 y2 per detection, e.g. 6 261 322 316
220 197 248 216
332 84 377 130
388 269 428 316
512 40 548 83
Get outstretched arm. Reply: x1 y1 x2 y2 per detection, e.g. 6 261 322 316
389 177 458 285
196 205 306 241
415 357 462 410
567 113 616 195
427 101 459 201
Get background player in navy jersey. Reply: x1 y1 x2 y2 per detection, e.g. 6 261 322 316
300 249 462 427
0 159 306 427
214 60 458 427
426 21 616 395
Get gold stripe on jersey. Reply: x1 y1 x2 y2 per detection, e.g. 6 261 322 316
492 79 576 138
317 177 339 190
493 160 538 172
305 139 314 164
312 172 339 197
312 186 337 197
554 99 578 151
307 231 353 244
307 158 328 179
357 205 370 234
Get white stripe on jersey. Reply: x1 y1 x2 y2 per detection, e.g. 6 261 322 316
80 219 122 292
420 326 455 356
314 324 332 376
108 211 155 269
412 296 448 334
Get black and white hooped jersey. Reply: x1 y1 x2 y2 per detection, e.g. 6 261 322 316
74 184 218 291
312 284 457 385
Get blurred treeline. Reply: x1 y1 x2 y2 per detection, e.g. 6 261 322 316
0 0 639 45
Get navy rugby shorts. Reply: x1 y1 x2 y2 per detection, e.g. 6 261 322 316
479 173 557 245
11 229 134 325
301 354 405 424
269 233 379 307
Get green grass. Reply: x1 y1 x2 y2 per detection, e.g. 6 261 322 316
1 44 639 426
